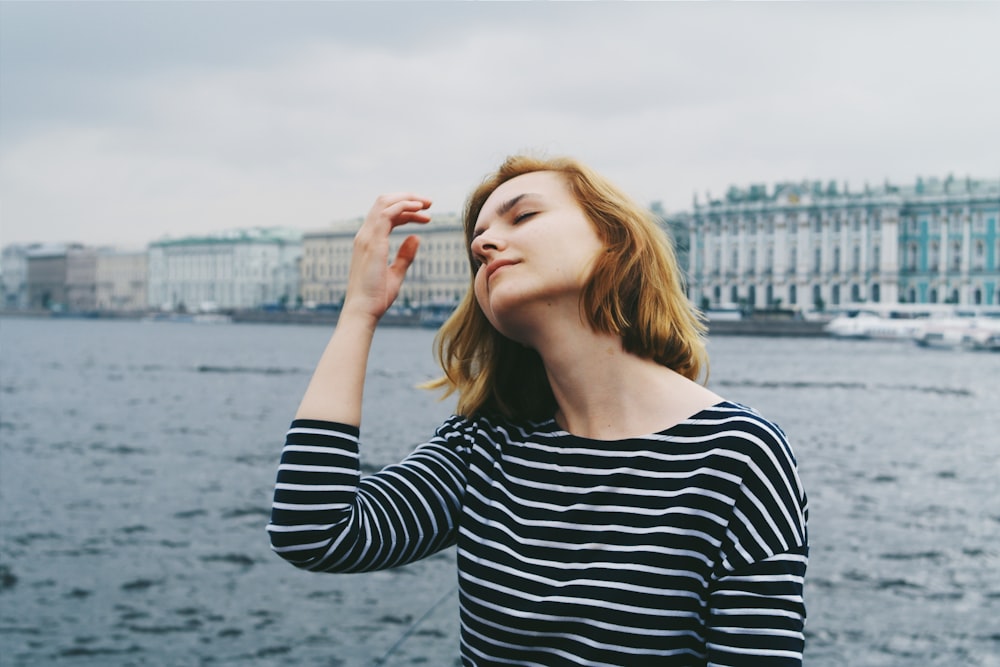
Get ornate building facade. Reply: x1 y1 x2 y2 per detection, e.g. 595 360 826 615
96 250 149 312
674 176 999 311
148 228 301 311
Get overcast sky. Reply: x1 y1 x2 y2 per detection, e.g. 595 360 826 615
1 1 998 249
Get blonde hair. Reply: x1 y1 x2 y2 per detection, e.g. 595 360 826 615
428 154 707 420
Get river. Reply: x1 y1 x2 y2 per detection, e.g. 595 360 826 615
0 317 997 666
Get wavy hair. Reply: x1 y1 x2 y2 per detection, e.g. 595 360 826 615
428 154 707 420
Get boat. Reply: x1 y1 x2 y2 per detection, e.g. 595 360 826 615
825 304 1000 349
823 307 933 340
913 310 1000 351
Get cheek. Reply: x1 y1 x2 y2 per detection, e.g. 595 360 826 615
473 273 491 311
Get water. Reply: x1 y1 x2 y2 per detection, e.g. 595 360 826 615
0 317 998 666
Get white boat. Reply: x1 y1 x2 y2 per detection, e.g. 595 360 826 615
824 308 930 340
825 305 1000 349
914 313 1000 351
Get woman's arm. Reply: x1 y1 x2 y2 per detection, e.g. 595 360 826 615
268 419 469 572
269 192 461 572
295 193 432 424
706 546 808 666
706 406 809 665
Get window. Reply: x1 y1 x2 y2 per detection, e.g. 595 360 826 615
930 241 940 271
973 241 985 270
951 241 962 271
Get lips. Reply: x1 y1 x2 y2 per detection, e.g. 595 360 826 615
485 259 518 281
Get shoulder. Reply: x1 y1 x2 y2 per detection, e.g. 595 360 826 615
685 401 797 466
432 413 554 453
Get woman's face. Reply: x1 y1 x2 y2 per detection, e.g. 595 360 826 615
470 171 605 340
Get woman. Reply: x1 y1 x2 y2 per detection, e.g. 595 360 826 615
269 155 809 666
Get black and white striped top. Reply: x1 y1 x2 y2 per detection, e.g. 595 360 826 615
268 401 808 666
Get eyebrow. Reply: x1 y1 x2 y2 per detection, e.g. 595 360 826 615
496 193 532 218
473 193 537 238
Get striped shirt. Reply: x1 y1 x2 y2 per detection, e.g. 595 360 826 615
268 401 808 666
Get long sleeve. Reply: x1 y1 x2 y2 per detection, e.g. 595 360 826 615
267 418 469 572
705 408 810 666
707 547 808 666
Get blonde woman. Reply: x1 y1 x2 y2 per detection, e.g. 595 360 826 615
269 155 809 666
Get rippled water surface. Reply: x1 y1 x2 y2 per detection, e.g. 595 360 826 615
1 317 998 666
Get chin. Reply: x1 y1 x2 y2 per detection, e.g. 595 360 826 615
481 304 540 347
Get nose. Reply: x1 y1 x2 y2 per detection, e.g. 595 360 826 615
471 229 506 264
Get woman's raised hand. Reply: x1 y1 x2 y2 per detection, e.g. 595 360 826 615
343 193 433 323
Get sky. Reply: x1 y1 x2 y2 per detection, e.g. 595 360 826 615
1 1 998 249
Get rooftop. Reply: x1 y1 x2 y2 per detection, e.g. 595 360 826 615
691 175 1000 211
150 227 302 247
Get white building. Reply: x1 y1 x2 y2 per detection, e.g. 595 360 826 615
66 246 99 312
96 250 149 312
301 213 469 308
673 176 1000 311
1 243 34 309
148 228 302 311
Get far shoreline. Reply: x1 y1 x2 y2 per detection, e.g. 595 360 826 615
0 308 830 337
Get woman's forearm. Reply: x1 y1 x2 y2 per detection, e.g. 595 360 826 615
293 192 431 425
294 308 378 424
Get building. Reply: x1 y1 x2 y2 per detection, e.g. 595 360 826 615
148 228 302 311
1 243 35 310
24 243 82 310
66 246 99 312
674 176 1000 311
301 213 469 309
96 249 149 312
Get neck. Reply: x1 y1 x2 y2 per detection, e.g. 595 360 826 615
529 322 719 441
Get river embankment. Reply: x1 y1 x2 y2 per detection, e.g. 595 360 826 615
1 309 831 336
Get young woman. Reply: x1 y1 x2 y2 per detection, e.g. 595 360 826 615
269 155 809 666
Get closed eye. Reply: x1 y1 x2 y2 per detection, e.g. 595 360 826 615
514 211 537 224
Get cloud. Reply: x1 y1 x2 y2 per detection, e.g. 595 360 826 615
1 2 998 247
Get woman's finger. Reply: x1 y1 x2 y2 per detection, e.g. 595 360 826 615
369 194 432 225
386 235 421 294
